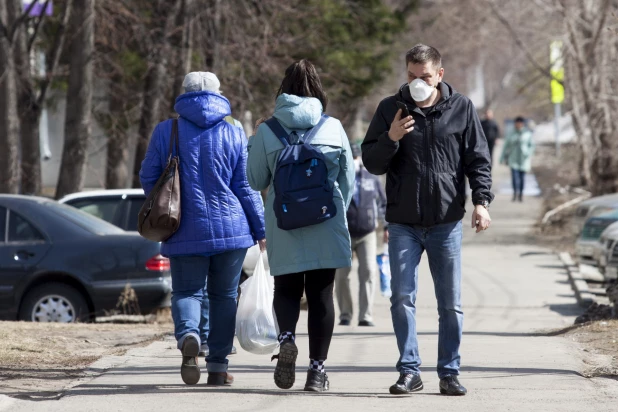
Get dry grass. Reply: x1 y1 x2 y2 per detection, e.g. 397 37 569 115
0 321 170 370
565 320 618 377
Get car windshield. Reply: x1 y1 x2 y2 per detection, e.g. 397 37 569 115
44 201 125 235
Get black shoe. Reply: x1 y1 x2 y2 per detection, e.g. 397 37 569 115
304 369 329 392
339 319 351 326
439 375 467 396
389 373 423 394
180 336 201 385
358 320 375 327
272 339 298 389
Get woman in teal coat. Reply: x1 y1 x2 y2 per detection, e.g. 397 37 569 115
500 116 535 202
247 60 354 392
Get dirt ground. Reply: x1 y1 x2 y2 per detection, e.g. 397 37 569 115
0 321 172 399
563 320 618 378
532 144 618 378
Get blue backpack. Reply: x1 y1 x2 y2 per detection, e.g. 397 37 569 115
265 115 337 231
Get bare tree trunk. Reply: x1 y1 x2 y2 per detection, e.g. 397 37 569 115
105 85 131 189
170 0 194 110
56 0 95 199
0 2 21 194
132 1 182 188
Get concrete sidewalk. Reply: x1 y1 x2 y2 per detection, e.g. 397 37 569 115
5 164 618 411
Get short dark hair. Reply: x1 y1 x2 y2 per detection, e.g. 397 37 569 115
277 59 328 110
405 44 442 69
515 116 526 123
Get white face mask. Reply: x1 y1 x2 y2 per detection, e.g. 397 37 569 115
409 78 435 102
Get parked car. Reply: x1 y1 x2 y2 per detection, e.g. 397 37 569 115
0 195 171 322
603 240 618 280
577 210 618 264
573 194 618 236
593 221 618 272
59 189 268 277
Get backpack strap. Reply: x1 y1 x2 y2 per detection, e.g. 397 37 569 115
265 117 290 146
302 114 330 144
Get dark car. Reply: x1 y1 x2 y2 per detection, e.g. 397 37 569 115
0 195 171 322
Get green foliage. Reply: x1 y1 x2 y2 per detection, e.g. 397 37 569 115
297 0 414 105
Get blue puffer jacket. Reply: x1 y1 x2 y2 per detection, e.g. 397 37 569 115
139 91 265 257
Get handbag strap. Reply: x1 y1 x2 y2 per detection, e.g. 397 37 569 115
167 118 180 162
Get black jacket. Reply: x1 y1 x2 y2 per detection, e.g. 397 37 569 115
481 119 499 142
347 167 386 238
361 82 494 227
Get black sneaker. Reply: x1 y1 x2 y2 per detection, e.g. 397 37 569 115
389 373 423 394
439 375 467 396
180 336 201 385
304 369 329 392
358 320 375 327
339 319 351 326
271 339 298 389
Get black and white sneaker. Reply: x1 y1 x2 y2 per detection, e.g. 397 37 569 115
271 339 298 389
389 373 423 394
439 375 467 396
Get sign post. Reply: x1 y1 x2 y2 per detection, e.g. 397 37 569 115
550 41 565 157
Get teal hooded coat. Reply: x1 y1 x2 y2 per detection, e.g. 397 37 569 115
500 128 535 172
247 94 355 276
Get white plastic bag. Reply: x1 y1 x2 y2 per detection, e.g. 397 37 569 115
236 252 278 354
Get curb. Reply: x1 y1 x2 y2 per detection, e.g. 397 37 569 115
558 252 594 308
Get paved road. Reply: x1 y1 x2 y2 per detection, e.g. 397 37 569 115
4 163 618 412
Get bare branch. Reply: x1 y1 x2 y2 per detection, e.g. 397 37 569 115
27 0 51 52
9 0 37 42
487 0 563 86
37 0 73 107
587 0 611 58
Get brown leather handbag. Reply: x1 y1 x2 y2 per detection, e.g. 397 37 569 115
137 119 181 242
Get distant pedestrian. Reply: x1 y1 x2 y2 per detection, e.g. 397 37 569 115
140 71 266 386
481 109 500 164
500 116 535 202
247 59 354 392
335 144 386 327
362 44 493 396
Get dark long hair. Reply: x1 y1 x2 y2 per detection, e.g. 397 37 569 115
276 59 328 111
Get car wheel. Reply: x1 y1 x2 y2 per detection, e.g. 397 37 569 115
19 283 90 323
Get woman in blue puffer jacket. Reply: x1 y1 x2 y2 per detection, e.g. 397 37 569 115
140 72 265 387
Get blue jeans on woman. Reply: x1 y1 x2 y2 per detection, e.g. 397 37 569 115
388 221 463 378
511 168 526 197
170 248 247 373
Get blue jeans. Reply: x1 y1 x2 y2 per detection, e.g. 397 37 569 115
200 285 209 346
388 221 463 378
511 168 525 196
170 248 247 372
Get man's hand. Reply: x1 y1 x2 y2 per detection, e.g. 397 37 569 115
388 109 415 142
258 238 267 252
471 205 491 233
383 228 389 243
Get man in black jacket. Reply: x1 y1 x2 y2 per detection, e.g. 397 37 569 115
481 109 500 163
335 145 386 328
362 44 493 397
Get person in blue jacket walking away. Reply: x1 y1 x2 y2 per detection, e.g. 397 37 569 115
140 71 266 387
247 60 354 392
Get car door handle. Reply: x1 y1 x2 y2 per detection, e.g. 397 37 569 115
14 251 35 261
